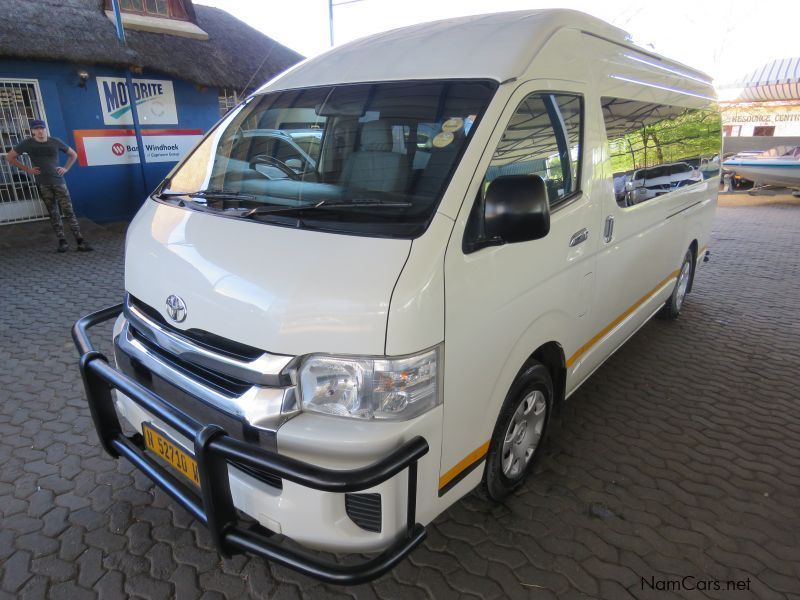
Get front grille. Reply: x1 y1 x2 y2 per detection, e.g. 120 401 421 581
128 295 265 361
116 344 283 490
122 295 289 492
345 493 382 533
129 324 253 397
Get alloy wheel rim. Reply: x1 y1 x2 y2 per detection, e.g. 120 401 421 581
501 390 547 479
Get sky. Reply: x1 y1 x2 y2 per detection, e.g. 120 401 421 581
195 0 800 87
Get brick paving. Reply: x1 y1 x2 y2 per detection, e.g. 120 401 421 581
1 202 799 599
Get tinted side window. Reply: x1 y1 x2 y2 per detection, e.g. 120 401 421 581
602 97 722 208
485 93 582 206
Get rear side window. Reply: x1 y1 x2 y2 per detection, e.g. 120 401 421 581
484 92 582 206
602 97 721 208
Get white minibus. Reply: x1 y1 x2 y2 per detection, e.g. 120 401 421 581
74 9 720 584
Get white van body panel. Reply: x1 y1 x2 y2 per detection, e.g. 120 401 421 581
573 32 717 378
434 28 717 499
277 407 443 542
259 10 629 93
125 201 411 356
384 212 451 356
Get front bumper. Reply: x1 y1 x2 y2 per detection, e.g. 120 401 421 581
73 304 429 585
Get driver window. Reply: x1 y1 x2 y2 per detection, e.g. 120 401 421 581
485 92 582 206
464 92 582 248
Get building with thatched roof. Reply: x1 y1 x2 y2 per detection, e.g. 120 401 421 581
0 0 303 225
717 58 800 156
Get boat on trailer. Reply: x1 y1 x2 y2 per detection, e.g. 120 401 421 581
723 146 800 192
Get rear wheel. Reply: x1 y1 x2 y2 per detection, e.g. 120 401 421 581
659 249 694 319
483 363 552 501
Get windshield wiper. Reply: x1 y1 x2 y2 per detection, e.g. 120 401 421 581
241 199 412 218
157 189 256 201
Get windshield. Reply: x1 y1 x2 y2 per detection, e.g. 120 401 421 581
161 80 497 238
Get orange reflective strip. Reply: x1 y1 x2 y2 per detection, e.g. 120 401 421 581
438 440 490 490
566 270 680 368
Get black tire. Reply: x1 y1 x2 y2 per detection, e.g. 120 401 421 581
659 249 694 320
483 362 553 501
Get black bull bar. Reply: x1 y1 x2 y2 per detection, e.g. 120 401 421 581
72 304 429 585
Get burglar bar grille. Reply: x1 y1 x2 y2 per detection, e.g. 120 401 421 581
218 88 240 117
0 79 49 225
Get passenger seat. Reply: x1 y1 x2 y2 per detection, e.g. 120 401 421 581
339 120 408 193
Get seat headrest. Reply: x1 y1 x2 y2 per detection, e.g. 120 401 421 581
360 120 393 152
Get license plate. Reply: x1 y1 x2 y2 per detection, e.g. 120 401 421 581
142 423 200 487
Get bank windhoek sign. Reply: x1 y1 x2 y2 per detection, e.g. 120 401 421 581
73 129 203 166
97 77 178 126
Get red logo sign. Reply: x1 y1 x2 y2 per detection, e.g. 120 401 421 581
111 143 125 156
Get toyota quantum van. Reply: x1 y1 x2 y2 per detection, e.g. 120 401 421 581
74 9 721 584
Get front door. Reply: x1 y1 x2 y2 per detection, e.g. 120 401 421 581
441 81 599 494
0 79 49 224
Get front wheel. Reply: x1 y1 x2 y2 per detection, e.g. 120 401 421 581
483 363 553 501
659 249 694 319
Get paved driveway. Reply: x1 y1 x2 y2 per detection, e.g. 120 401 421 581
1 203 799 599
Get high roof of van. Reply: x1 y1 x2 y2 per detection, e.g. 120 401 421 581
258 9 712 93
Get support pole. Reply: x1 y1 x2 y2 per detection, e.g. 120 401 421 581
125 71 149 192
110 0 150 196
328 0 334 47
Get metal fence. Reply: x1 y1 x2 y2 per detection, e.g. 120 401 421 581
0 79 49 225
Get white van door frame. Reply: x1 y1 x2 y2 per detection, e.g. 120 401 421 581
439 79 601 498
569 96 680 386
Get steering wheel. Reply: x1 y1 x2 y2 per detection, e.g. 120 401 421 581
249 154 300 180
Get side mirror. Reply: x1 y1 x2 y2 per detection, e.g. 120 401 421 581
483 174 550 245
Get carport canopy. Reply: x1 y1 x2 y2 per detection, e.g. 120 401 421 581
720 57 800 102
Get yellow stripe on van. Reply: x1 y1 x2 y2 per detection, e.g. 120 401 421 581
566 270 680 368
442 267 686 491
438 441 490 491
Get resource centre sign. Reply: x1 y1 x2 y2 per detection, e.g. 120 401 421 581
73 129 203 166
96 77 178 126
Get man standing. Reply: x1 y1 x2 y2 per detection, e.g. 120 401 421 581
6 120 92 252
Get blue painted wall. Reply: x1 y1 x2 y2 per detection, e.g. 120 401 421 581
1 58 220 222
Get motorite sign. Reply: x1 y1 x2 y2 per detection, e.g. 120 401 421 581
73 129 203 166
96 77 178 125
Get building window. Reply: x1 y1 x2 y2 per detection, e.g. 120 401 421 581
752 126 775 136
218 89 241 116
106 0 188 20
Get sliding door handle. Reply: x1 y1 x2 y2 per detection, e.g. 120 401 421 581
604 215 615 243
569 228 589 247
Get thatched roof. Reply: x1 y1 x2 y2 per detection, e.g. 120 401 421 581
0 0 304 91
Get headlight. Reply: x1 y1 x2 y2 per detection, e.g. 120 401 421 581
298 346 441 421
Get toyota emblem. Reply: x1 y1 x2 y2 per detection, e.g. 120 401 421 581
165 295 187 323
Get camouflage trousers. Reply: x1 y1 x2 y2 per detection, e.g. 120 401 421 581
37 184 82 241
